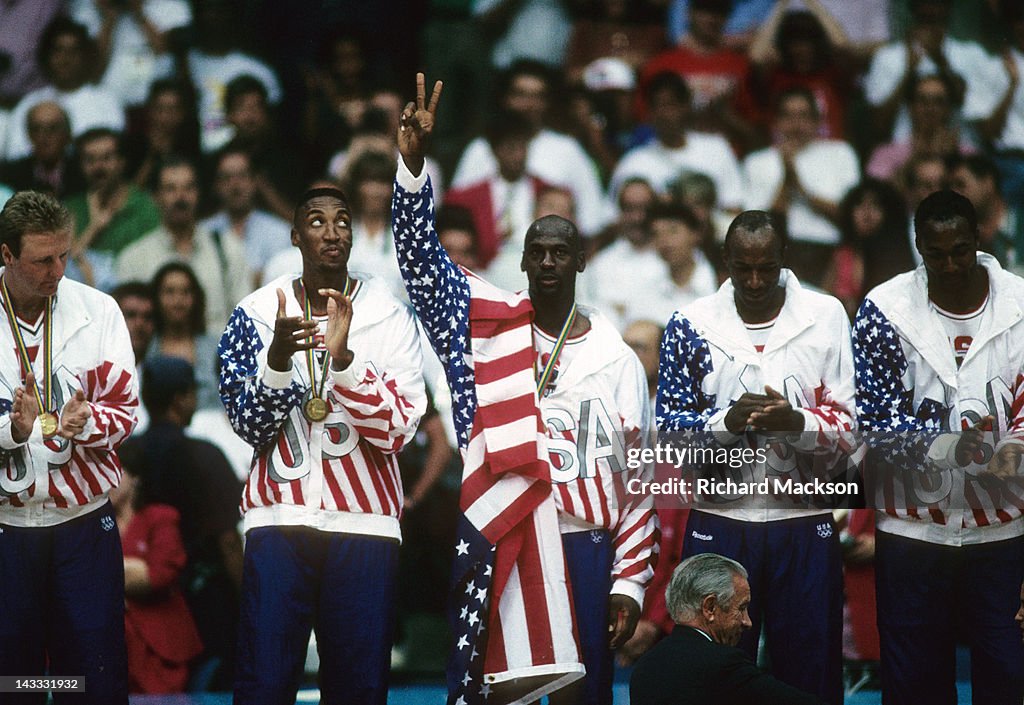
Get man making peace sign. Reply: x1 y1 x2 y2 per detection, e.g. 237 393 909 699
393 74 658 705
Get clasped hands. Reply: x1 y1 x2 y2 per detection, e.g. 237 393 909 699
724 386 804 435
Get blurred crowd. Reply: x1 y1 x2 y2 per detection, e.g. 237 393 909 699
2 0 1023 694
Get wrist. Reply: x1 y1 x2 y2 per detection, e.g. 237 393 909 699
330 350 354 371
266 350 291 372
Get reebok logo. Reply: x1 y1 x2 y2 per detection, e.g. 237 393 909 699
691 531 713 541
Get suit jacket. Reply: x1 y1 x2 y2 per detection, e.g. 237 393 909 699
630 626 825 705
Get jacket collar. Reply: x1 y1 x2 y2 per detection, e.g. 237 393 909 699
696 269 814 362
884 254 1022 386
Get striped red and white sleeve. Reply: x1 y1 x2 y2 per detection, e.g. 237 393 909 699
328 303 426 456
610 351 659 607
69 300 138 450
789 301 857 455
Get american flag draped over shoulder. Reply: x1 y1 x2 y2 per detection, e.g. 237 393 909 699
448 274 583 705
391 167 584 704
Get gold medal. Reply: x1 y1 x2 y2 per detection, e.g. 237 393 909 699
39 412 58 438
1 277 56 430
299 276 351 424
303 397 328 423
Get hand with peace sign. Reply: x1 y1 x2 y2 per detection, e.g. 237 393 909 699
398 72 443 177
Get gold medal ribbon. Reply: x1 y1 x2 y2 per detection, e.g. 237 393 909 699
0 276 52 415
301 276 351 401
535 303 577 399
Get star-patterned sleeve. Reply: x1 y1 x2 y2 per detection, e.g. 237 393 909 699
392 159 478 447
852 298 943 469
218 306 304 450
656 313 721 433
391 160 471 367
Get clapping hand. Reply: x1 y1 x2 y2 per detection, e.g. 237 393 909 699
10 371 39 443
59 389 92 440
267 288 319 372
322 288 354 371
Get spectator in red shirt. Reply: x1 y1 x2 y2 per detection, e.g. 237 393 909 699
639 0 758 151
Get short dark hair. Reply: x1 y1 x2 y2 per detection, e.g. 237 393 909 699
647 201 703 233
151 262 207 335
691 0 733 15
213 144 252 173
499 59 553 98
914 189 978 238
75 127 124 156
437 204 478 238
645 71 692 106
524 214 582 253
111 280 155 307
347 150 395 186
949 153 1002 192
225 74 268 114
0 191 72 257
293 187 350 226
776 10 831 71
910 0 951 19
36 17 91 76
724 210 787 255
155 155 198 187
141 355 196 419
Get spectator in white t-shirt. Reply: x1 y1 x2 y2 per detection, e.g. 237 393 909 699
741 86 859 286
200 146 292 290
450 59 605 236
181 0 281 153
582 177 666 331
69 0 191 107
863 0 999 143
608 71 743 218
979 1 1024 205
4 17 125 161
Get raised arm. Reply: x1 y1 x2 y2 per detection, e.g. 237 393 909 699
392 74 473 368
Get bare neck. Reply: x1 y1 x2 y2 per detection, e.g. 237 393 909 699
2 276 48 321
